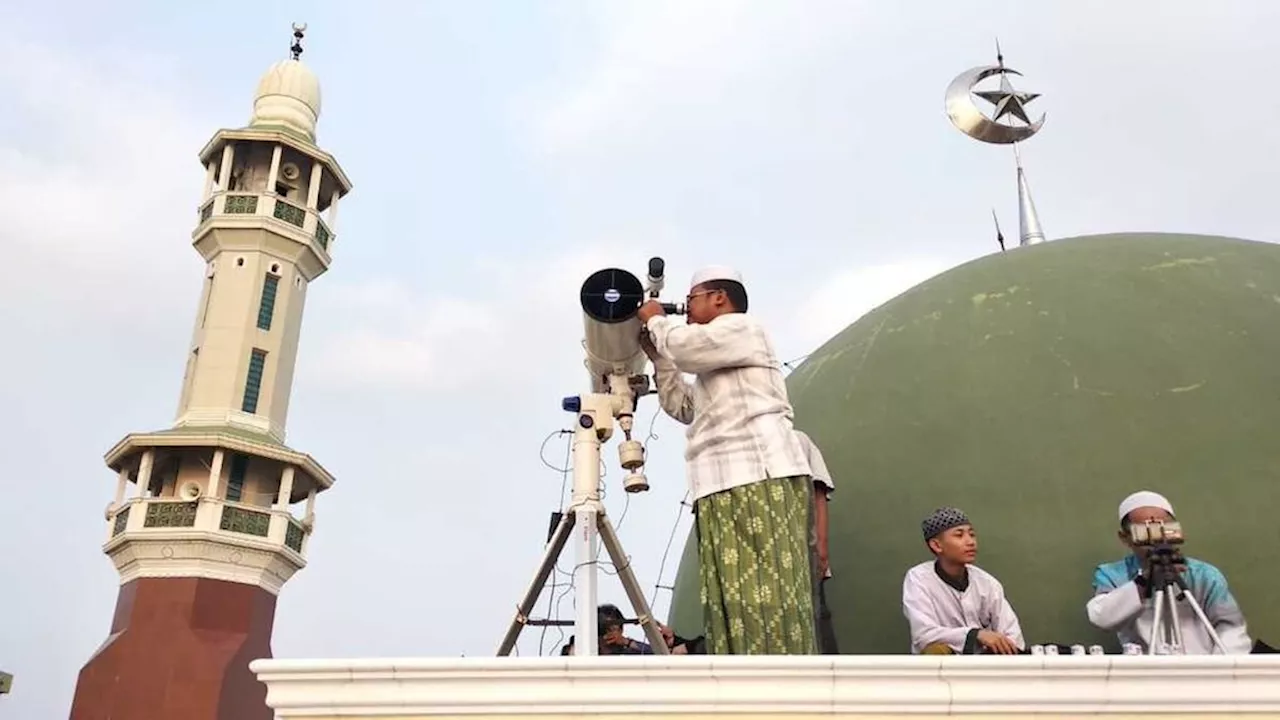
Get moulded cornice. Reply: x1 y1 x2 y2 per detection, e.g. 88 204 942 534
250 654 1280 716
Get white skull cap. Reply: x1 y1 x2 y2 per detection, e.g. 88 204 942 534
690 265 744 290
1117 490 1175 521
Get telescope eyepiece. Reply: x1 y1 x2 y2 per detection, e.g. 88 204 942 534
648 257 665 280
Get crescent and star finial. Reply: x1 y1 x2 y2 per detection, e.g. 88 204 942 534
944 47 1045 146
947 45 1049 248
290 23 307 61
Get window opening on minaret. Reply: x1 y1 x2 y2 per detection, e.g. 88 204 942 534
226 454 249 503
200 274 215 329
242 348 268 414
179 347 199 412
257 274 280 331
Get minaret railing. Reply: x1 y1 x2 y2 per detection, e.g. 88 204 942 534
106 495 311 556
197 190 335 255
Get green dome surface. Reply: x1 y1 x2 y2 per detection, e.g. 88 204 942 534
667 232 1280 653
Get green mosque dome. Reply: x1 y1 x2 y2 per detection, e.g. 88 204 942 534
667 232 1280 653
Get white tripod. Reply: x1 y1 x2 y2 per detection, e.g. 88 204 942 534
1145 549 1227 655
498 373 669 657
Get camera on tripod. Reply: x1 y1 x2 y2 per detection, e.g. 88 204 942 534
1127 519 1185 556
1129 520 1186 569
1124 519 1227 654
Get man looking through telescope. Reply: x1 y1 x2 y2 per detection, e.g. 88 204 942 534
636 266 817 655
1086 490 1252 654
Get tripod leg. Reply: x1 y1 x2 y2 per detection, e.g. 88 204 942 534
1166 589 1185 652
497 511 576 656
596 512 671 655
1147 588 1165 655
1179 591 1230 654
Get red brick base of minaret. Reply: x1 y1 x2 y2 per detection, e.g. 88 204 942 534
68 577 278 720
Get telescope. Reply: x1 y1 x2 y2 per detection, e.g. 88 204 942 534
579 256 685 396
499 257 684 659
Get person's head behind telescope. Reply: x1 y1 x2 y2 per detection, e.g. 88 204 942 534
597 603 628 650
1117 490 1176 559
686 266 748 325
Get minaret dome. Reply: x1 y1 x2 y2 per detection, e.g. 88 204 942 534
250 59 322 141
249 24 322 142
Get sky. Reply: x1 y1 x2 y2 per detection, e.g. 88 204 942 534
3 0 1280 716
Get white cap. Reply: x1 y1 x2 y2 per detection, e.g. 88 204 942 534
690 265 744 290
1117 490 1175 521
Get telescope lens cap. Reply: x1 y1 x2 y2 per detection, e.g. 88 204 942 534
581 268 645 323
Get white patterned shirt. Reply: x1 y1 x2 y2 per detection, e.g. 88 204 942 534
796 430 834 579
795 430 834 500
646 312 810 502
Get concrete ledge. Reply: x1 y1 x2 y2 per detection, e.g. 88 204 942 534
251 654 1280 717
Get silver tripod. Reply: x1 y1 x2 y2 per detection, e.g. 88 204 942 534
1145 549 1227 655
497 384 669 657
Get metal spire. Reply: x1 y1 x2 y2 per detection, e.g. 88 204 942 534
1013 142 1045 246
290 23 307 61
1013 141 1044 244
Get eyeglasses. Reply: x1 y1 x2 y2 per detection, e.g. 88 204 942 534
685 289 722 304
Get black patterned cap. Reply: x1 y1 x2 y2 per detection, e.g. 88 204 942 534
922 507 971 540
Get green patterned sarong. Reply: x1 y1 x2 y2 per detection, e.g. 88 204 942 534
695 475 818 655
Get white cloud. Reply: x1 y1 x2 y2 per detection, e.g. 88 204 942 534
306 233 703 395
307 291 505 392
531 0 867 161
787 259 952 354
0 32 211 323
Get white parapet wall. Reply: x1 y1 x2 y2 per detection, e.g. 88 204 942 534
252 654 1280 719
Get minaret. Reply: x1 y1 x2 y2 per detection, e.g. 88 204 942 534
69 25 352 720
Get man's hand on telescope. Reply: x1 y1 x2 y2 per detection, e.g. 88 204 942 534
1139 550 1187 586
637 299 666 323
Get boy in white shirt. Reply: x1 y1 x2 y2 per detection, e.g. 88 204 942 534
902 507 1025 655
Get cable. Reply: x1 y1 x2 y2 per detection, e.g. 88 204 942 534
548 568 577 652
614 492 631 532
781 352 811 373
650 492 693 610
640 404 662 451
536 428 573 656
539 429 572 474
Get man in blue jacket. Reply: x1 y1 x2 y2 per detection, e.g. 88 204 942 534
1086 490 1252 654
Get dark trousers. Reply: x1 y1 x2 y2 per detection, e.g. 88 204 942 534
816 577 839 654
